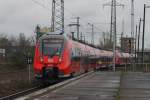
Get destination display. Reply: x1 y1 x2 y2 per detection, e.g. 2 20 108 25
43 39 63 43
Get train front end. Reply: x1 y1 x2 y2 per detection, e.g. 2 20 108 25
34 34 67 80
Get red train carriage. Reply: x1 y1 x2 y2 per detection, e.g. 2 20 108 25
96 51 131 68
115 51 131 66
34 34 103 80
34 33 131 80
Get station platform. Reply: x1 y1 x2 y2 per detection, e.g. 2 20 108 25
31 72 121 100
120 72 150 100
17 72 150 100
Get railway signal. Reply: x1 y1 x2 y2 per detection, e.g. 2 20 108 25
26 53 33 83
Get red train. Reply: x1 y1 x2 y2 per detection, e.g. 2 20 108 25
34 34 131 80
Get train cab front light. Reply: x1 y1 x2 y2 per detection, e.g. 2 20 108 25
59 58 62 62
40 57 44 63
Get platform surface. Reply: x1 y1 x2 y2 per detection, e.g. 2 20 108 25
120 72 150 100
33 72 121 100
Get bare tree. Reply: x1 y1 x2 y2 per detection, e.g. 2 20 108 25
0 34 11 48
99 32 113 49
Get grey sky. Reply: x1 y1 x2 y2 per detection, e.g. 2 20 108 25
0 0 150 48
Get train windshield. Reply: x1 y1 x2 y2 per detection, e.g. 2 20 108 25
40 39 63 56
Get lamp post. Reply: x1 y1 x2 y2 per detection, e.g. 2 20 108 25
135 25 138 63
142 4 150 67
88 23 94 45
137 18 142 63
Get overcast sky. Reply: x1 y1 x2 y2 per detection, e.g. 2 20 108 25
0 0 150 48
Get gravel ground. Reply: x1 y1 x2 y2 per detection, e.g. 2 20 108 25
0 66 35 97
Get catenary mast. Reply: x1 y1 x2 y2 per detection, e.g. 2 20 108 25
51 0 64 34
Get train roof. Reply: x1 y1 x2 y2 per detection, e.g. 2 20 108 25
38 33 131 57
39 33 66 40
39 33 111 51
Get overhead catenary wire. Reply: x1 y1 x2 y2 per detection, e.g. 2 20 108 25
31 0 105 34
31 0 106 45
31 0 50 10
31 0 125 46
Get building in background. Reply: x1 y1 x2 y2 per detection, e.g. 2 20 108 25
121 37 134 53
137 49 150 63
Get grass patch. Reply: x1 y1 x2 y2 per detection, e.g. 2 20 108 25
0 80 35 97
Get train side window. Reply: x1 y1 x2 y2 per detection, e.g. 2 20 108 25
105 57 107 62
102 57 104 62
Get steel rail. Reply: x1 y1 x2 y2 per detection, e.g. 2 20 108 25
16 71 94 100
0 86 42 100
0 71 94 100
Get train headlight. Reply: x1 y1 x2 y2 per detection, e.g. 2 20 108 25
59 58 62 62
40 57 43 63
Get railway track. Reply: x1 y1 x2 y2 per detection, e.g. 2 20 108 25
0 77 71 100
15 71 94 100
0 86 41 100
0 72 93 100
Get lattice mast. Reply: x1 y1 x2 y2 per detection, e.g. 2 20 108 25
51 0 64 34
131 0 134 38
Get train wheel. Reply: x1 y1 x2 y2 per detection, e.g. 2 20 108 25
42 67 48 79
53 67 59 79
70 72 75 78
94 67 97 72
84 70 88 73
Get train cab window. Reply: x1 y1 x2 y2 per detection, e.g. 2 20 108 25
40 39 64 56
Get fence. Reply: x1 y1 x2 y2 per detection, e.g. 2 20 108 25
0 66 36 97
0 67 35 83
115 63 150 72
